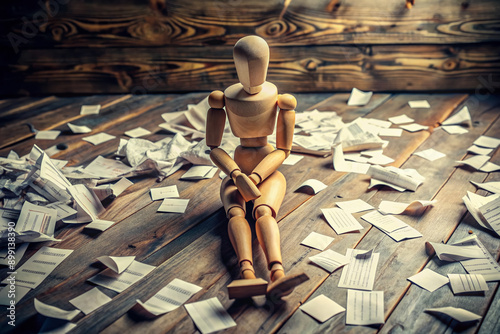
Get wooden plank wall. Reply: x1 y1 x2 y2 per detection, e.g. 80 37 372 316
1 0 500 95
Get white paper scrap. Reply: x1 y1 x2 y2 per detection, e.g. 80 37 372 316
470 181 500 194
301 232 334 251
69 288 112 315
347 88 373 106
83 133 116 145
400 123 428 132
85 220 115 232
282 154 304 166
181 165 218 180
474 135 500 149
80 105 101 115
300 294 345 323
378 200 435 215
336 199 374 214
467 145 493 156
442 125 469 135
408 100 430 108
456 155 490 170
184 297 236 334
361 211 408 233
425 241 486 262
413 148 446 162
36 131 61 140
479 196 500 236
442 106 472 127
125 127 152 138
321 208 364 234
135 278 202 317
88 260 155 293
2 247 73 289
296 179 328 194
158 198 190 213
453 235 500 280
309 249 349 273
332 144 370 174
388 115 414 125
346 290 384 325
378 128 403 137
448 274 488 294
34 298 80 321
425 307 481 323
368 165 424 192
407 268 449 292
367 154 395 166
68 123 92 134
150 185 180 201
97 255 135 274
338 249 379 291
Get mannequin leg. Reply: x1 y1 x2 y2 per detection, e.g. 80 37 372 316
253 171 286 281
221 176 255 279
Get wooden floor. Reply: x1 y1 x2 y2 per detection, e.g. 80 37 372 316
1 92 500 334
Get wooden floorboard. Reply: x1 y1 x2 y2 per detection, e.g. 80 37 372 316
0 92 499 334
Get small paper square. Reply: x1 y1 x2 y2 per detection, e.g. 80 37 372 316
83 133 116 145
408 100 430 108
125 127 152 138
36 130 61 140
158 198 189 213
300 294 345 323
413 148 446 162
301 232 334 251
81 105 101 115
283 154 304 165
69 288 112 315
400 123 428 132
388 115 414 125
407 268 449 292
336 199 374 213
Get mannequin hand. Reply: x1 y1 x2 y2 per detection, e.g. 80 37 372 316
234 173 261 202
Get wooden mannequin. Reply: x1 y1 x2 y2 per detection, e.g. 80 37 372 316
206 36 308 299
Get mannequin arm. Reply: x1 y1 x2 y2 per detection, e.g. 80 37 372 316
249 94 296 184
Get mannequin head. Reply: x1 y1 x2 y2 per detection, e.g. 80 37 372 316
233 35 270 94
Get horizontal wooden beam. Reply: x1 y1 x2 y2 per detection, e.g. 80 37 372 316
0 0 499 50
1 43 499 95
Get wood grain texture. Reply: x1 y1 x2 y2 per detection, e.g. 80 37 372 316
2 44 499 95
1 0 499 48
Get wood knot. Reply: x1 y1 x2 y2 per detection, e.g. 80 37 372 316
442 58 459 71
300 58 322 72
265 20 287 37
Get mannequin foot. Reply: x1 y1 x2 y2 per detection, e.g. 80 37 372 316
227 260 268 299
267 273 309 300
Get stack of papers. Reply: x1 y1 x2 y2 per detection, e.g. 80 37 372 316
463 191 500 237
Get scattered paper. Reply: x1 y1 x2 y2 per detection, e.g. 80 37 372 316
455 155 490 170
442 106 472 127
407 268 449 292
67 184 105 224
389 115 414 125
448 274 488 294
367 154 394 166
361 211 408 233
69 288 112 315
125 127 152 138
338 248 379 291
68 123 92 134
321 208 364 234
97 255 135 274
408 100 430 108
36 131 61 140
301 232 334 251
474 135 500 149
413 148 446 161
282 154 304 166
309 249 349 273
150 185 179 201
296 179 328 194
83 156 132 179
333 123 385 153
478 196 500 236
378 128 403 137
300 294 345 323
157 198 190 213
184 297 236 334
181 165 218 180
378 200 436 215
368 165 424 192
88 260 155 293
83 133 116 146
13 201 58 243
467 145 493 156
34 298 80 321
425 307 481 323
452 235 500 281
400 123 428 132
441 125 469 135
80 105 101 115
347 88 373 106
85 220 115 232
336 199 373 213
2 247 73 289
332 144 370 174
135 278 202 317
425 241 486 262
463 191 500 235
346 290 384 325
